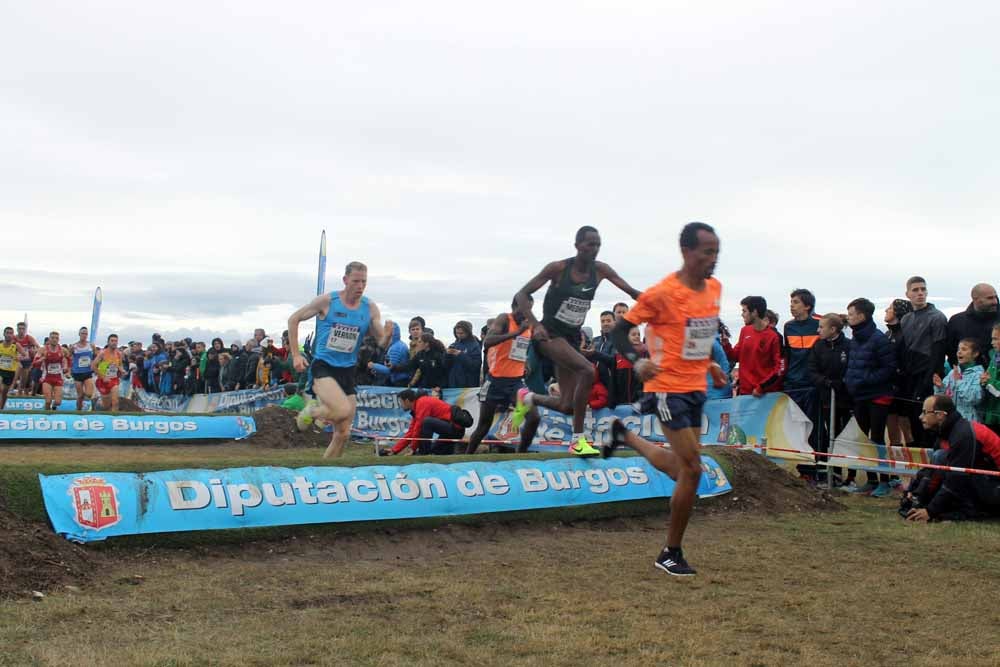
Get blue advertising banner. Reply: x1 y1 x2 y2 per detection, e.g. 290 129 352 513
39 455 732 542
0 413 256 441
353 387 814 461
4 397 91 412
133 386 286 414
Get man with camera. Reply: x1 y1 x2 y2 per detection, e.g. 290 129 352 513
904 394 1000 522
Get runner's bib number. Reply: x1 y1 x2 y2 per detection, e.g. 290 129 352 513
555 297 591 327
77 356 91 368
510 336 530 363
0 357 14 371
106 364 119 376
46 363 63 375
682 317 717 360
326 324 361 354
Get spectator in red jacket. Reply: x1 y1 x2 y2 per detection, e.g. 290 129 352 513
386 389 466 455
722 296 783 397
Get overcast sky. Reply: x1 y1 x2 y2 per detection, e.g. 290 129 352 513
3 1 998 345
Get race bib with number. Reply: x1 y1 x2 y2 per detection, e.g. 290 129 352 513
510 336 530 363
0 357 14 371
326 324 361 353
682 317 717 360
554 297 591 327
106 364 119 376
46 363 63 375
78 356 91 368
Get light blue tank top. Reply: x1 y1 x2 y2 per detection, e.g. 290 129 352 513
314 293 370 368
71 344 93 374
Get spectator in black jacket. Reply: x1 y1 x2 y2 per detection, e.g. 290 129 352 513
900 276 948 447
885 298 915 448
844 298 897 496
400 332 448 390
946 283 999 368
906 395 1000 521
805 313 852 483
241 339 261 389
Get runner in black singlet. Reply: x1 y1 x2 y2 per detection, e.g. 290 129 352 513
511 226 641 456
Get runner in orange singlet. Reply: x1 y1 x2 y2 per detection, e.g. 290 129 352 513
606 222 725 577
465 297 535 454
94 333 125 412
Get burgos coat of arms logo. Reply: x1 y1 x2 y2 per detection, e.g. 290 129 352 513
68 476 121 531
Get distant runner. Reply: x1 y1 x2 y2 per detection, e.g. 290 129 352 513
13 322 38 396
510 226 640 456
70 326 97 410
36 331 69 410
288 261 384 458
0 327 25 409
466 297 534 454
605 222 724 577
94 334 125 412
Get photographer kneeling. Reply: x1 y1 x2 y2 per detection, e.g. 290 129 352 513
904 395 1000 522
382 389 473 456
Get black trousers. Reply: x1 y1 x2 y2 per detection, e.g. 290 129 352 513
853 400 889 484
416 418 465 455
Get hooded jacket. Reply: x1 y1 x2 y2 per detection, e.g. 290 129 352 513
844 319 896 401
935 362 985 422
444 336 483 388
946 303 1000 368
984 349 1000 426
371 323 411 386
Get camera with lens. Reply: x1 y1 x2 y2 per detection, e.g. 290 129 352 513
898 495 921 519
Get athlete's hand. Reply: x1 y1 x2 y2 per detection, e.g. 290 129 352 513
709 363 727 388
634 359 659 382
906 508 930 522
531 324 550 342
292 353 308 373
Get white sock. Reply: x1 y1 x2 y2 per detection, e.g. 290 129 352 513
523 392 535 408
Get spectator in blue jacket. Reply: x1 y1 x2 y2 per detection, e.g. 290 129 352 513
706 334 733 400
844 297 897 496
369 321 411 387
444 320 483 388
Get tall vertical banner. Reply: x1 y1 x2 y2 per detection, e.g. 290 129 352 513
90 287 102 343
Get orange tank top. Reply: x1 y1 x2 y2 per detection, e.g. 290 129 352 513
487 314 532 379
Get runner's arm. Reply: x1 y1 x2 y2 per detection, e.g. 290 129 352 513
596 262 641 300
286 294 332 360
367 301 385 344
482 313 513 350
514 262 561 328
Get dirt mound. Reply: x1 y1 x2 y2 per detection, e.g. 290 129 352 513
250 406 329 449
704 447 843 514
116 397 142 413
0 500 100 599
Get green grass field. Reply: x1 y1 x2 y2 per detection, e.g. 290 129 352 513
2 443 999 666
